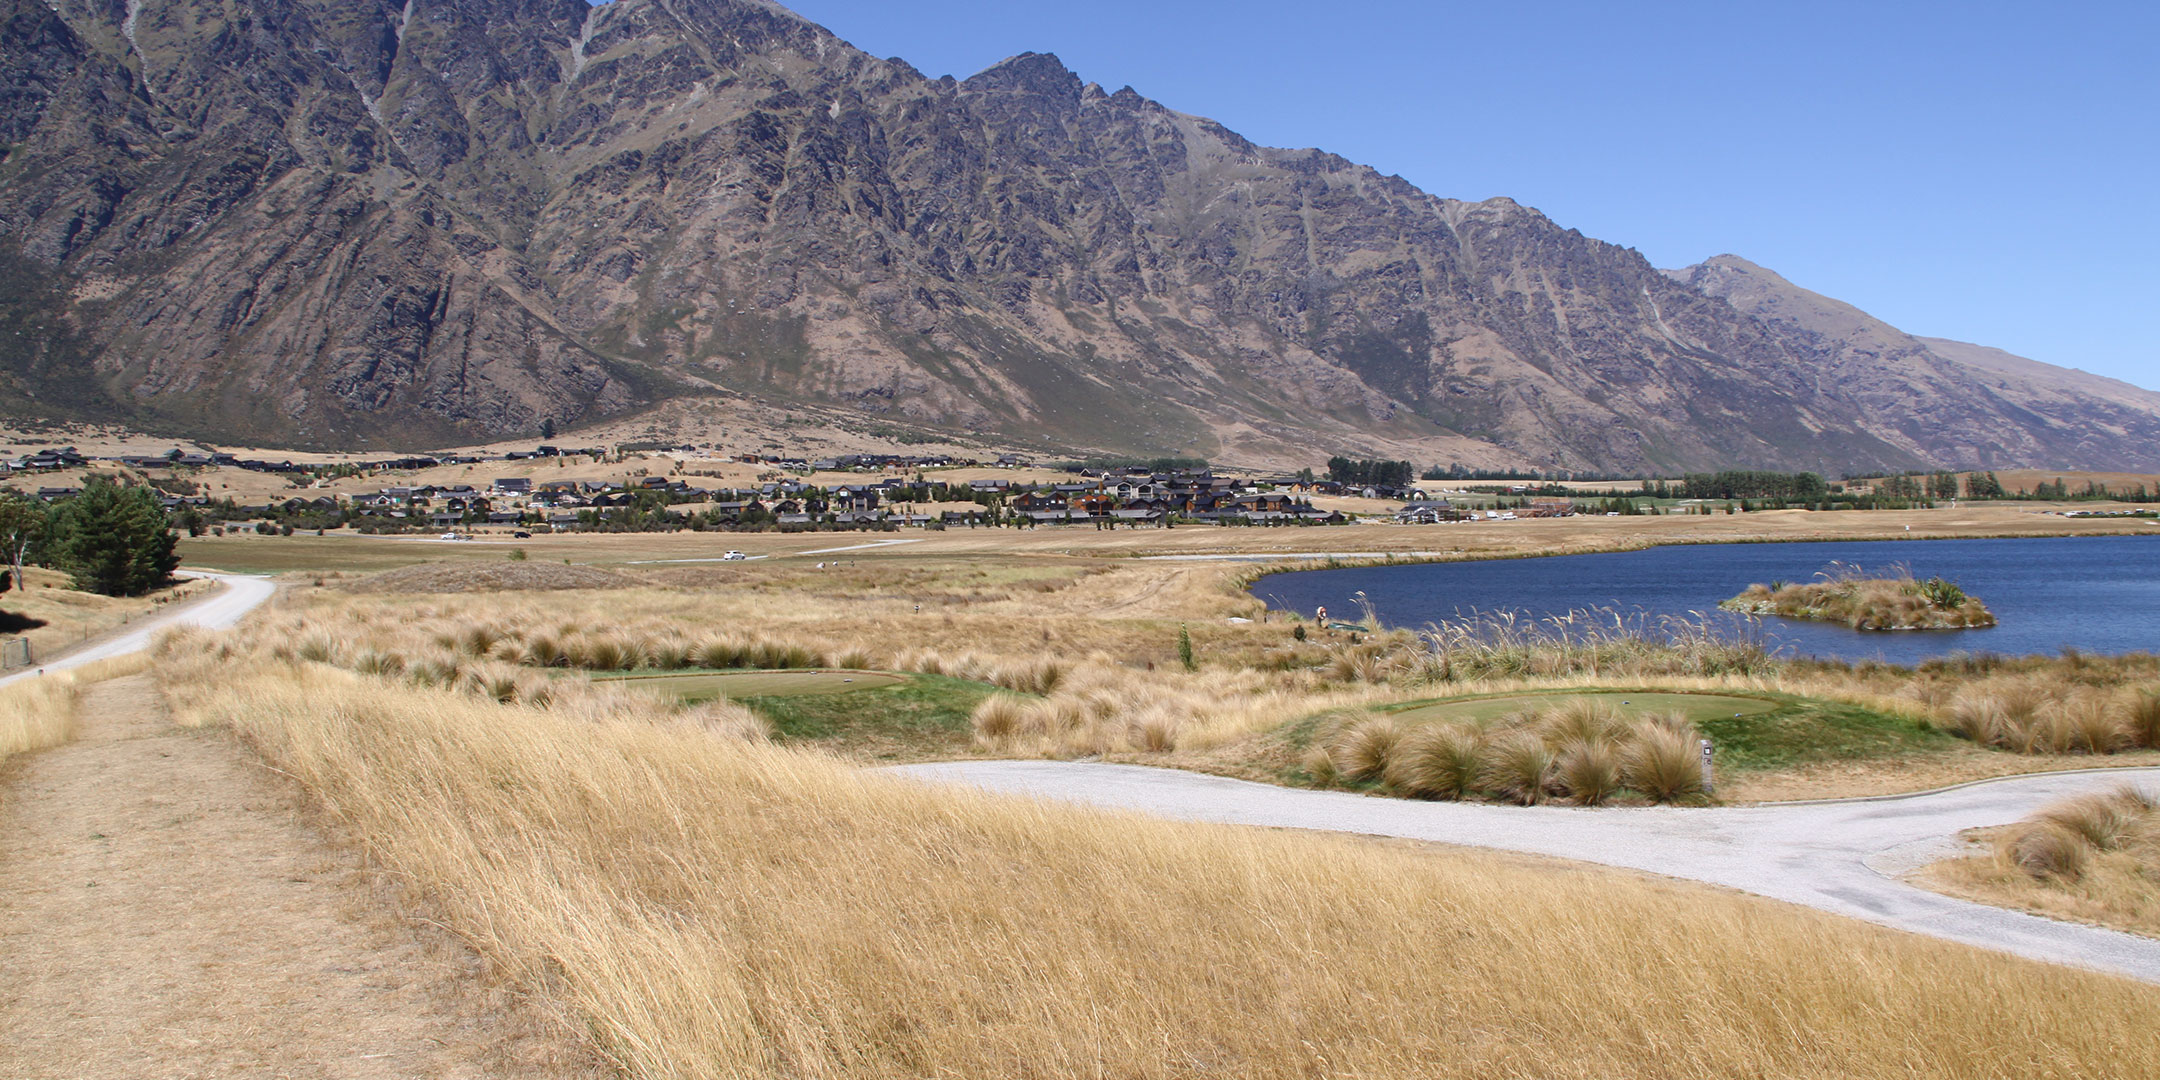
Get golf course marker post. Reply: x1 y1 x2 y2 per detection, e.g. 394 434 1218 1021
1700 739 1715 795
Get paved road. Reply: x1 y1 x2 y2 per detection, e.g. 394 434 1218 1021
893 759 2160 984
0 573 275 690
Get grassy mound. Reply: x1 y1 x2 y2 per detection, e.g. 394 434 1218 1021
1720 565 1994 630
344 560 641 594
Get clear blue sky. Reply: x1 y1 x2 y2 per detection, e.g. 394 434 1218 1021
747 0 2160 389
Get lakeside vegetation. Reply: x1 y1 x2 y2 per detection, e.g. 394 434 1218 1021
1720 563 1996 630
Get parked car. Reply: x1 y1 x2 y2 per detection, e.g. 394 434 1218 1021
513 530 532 539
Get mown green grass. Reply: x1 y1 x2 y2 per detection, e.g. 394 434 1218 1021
1693 695 1961 774
742 674 1001 760
599 669 907 701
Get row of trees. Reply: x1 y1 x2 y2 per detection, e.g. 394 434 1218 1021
0 479 181 598
1326 457 1416 488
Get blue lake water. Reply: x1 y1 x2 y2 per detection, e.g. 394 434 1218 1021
1251 535 2160 664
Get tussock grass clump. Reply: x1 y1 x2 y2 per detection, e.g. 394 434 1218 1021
695 637 751 671
1554 738 1622 806
571 636 632 672
2036 790 2151 852
832 646 878 672
1384 723 1484 801
1330 700 1705 806
2125 691 2160 749
352 649 407 677
1301 744 1340 786
2004 823 2091 880
1482 732 1555 805
645 639 695 672
970 693 1027 745
1620 718 1704 803
1329 715 1401 782
518 634 570 668
992 656 1065 695
1937 681 2149 756
1130 707 1180 753
679 699 770 742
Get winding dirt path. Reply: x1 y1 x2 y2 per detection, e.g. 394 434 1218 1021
0 675 603 1079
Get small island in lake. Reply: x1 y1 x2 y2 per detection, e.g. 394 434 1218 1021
1720 566 1996 631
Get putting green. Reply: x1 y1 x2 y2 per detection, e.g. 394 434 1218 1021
596 669 907 702
1388 691 1779 727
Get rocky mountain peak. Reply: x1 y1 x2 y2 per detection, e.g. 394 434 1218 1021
1 0 2154 470
962 51 1083 100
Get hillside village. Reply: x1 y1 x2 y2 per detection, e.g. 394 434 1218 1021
5 445 1482 533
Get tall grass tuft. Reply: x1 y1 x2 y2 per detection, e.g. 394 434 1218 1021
1482 732 1555 806
2037 791 2144 850
1385 723 1484 800
970 694 1027 745
1622 720 1704 803
1131 707 1180 752
1944 694 2009 748
1554 738 1622 806
2056 696 2126 755
696 638 750 671
456 624 503 658
2124 691 2160 749
574 637 629 672
993 657 1065 695
2003 823 2090 881
352 649 407 677
1330 715 1401 783
646 639 694 672
1301 745 1340 787
1542 697 1626 747
520 634 569 668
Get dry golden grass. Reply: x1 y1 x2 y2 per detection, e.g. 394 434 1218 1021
0 654 152 773
163 651 2160 1079
1925 785 2160 940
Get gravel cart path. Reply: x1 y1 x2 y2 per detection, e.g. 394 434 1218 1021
893 760 2160 983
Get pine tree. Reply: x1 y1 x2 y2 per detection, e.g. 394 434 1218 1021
49 477 181 597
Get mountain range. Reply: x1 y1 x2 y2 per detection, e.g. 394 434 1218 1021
4 0 2155 472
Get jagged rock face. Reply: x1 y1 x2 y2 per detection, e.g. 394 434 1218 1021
1669 256 2160 471
0 0 2148 470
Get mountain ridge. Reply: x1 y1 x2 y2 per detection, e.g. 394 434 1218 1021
2 0 2152 471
